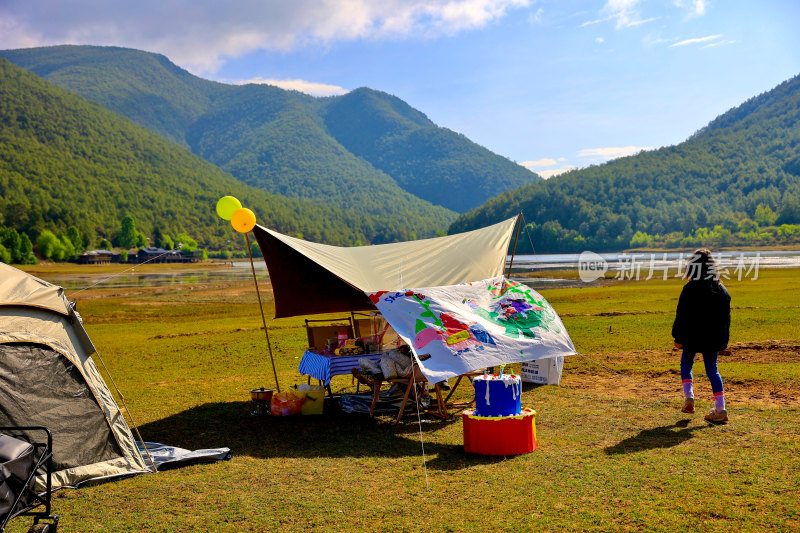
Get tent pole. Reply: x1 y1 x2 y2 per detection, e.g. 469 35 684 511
92 348 158 474
245 232 281 393
506 213 522 278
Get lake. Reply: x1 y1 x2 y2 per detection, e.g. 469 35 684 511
50 250 800 291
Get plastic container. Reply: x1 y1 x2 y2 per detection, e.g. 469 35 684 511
270 391 305 416
293 386 325 415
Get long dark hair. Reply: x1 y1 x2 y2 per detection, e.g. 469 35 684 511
685 248 721 290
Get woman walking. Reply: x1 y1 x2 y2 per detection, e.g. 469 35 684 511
672 248 732 422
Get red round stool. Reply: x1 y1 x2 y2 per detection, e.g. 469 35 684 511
462 408 537 455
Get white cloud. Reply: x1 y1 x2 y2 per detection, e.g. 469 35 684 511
643 34 669 46
521 158 557 168
0 0 531 75
701 39 735 49
581 0 654 30
595 36 605 43
669 33 723 47
578 145 651 160
235 77 348 97
626 16 656 27
529 7 544 23
537 167 576 179
602 0 644 29
673 0 707 18
581 17 610 28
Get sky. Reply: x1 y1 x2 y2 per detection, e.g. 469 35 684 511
2 0 799 178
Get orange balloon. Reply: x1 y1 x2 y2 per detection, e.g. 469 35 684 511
231 208 256 233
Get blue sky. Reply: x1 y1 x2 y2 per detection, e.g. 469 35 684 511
2 0 799 177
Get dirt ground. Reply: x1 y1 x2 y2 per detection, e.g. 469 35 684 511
562 340 800 408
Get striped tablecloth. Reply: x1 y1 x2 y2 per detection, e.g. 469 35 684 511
298 350 382 385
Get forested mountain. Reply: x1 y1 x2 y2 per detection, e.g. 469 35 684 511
450 73 800 252
0 45 538 214
183 83 452 222
0 45 228 148
322 88 537 211
0 58 447 252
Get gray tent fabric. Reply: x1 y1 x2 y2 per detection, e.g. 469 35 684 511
253 216 518 318
0 343 124 472
135 442 231 471
0 264 148 489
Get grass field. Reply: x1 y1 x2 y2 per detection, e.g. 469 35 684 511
9 265 800 532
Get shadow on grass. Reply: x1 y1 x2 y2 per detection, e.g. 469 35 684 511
521 382 548 393
138 401 507 470
604 419 708 455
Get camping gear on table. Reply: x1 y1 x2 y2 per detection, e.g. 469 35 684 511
298 350 382 387
0 426 59 533
334 339 363 356
0 264 149 489
304 317 355 353
252 216 577 390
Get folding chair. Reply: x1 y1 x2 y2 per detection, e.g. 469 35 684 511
365 363 449 423
0 427 59 533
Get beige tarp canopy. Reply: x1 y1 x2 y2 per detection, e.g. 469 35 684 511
0 263 148 489
252 216 518 318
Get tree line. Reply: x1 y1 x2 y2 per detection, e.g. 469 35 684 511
451 73 800 253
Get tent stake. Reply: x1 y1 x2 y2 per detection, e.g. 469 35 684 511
245 232 281 393
506 213 522 278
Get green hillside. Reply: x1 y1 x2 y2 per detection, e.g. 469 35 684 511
450 73 800 252
0 58 444 253
184 83 455 225
323 88 539 211
0 45 536 214
0 45 229 148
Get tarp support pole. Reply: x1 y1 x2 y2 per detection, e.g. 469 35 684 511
245 232 281 393
506 213 522 278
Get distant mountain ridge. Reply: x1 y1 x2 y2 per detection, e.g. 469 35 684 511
0 45 539 214
450 73 800 252
0 57 447 249
322 88 535 211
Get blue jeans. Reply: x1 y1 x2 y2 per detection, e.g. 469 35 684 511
680 349 724 394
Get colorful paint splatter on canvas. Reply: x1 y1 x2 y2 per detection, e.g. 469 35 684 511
367 276 576 383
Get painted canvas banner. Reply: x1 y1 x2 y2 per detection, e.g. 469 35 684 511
367 276 577 383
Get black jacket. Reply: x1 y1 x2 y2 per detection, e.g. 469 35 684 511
672 280 731 353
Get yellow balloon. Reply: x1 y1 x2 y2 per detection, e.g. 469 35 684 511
216 196 242 220
231 207 256 233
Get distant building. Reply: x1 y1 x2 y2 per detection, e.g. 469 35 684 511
136 247 201 263
76 250 122 264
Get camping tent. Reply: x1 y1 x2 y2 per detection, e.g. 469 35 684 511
0 263 148 489
252 216 577 382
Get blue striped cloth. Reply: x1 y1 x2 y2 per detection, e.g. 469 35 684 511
298 350 382 385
